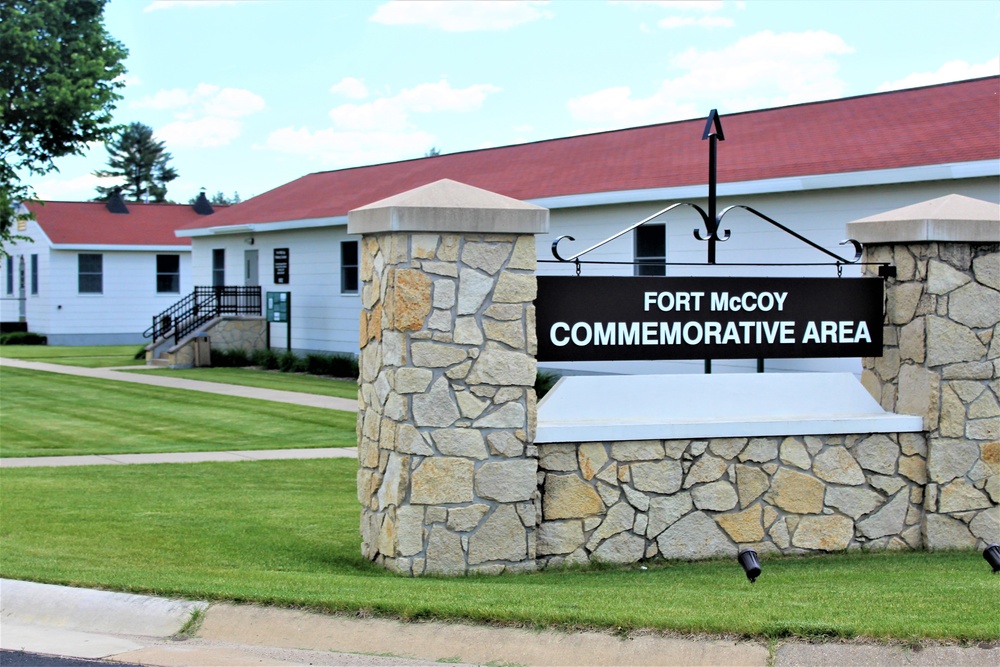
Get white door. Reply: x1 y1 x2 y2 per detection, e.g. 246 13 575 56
244 249 259 286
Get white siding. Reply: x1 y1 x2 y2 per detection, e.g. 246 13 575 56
1 215 192 344
191 228 361 355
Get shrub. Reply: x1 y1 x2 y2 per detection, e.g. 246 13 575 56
251 348 279 370
211 348 252 368
0 331 47 346
277 350 303 373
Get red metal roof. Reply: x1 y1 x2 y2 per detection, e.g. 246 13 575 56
26 200 203 246
192 76 999 231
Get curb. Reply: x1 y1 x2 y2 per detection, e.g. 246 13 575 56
0 578 207 637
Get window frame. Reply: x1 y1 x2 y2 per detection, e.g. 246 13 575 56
634 224 667 277
30 254 38 295
340 240 359 294
78 253 103 294
156 254 181 294
4 257 12 295
212 249 225 287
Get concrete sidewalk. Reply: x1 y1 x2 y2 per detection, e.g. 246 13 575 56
0 447 359 468
2 579 997 667
0 357 358 412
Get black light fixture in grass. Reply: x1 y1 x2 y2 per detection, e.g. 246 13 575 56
984 544 1000 574
738 548 761 583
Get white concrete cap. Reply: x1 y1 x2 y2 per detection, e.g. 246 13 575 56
347 179 549 234
536 372 923 443
846 194 1000 243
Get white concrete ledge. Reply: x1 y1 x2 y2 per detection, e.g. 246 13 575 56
536 372 923 443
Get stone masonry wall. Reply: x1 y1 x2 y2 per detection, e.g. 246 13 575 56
536 433 927 567
859 243 999 549
357 231 541 576
159 316 266 368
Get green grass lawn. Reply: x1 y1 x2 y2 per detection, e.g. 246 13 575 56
0 344 147 367
1 458 996 641
127 366 358 399
0 365 357 457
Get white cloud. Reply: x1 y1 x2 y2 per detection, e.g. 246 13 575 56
877 56 1000 92
132 84 265 118
370 1 552 32
568 30 853 128
131 83 265 149
613 1 724 11
157 117 242 149
261 79 500 167
330 77 369 100
659 16 733 28
32 173 122 201
258 126 436 168
144 1 238 12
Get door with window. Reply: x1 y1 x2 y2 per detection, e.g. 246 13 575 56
244 249 259 286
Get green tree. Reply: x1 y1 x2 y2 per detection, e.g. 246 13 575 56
94 122 179 202
187 191 242 206
1 0 128 253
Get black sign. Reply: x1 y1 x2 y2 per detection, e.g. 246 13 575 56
535 276 883 362
274 248 289 284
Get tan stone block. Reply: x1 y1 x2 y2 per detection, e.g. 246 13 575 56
543 473 605 519
462 242 512 275
411 233 439 260
684 455 728 487
715 504 764 543
938 479 992 513
813 446 865 485
483 318 525 348
468 505 528 565
898 455 927 484
411 457 475 505
611 440 666 461
897 364 940 429
506 234 537 270
899 317 926 363
691 480 738 511
791 515 854 551
927 316 988 366
736 464 769 508
779 437 811 470
970 390 1000 418
888 282 923 324
578 443 609 481
492 272 536 304
392 269 432 331
950 282 1000 329
766 468 824 514
982 441 1000 473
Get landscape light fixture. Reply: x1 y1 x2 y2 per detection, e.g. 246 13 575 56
984 544 1000 574
738 548 761 584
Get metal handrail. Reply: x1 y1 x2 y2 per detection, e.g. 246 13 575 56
144 286 262 344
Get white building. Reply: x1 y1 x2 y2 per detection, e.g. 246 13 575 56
176 77 999 375
0 193 216 345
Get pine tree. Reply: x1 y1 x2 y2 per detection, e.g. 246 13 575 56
93 122 178 202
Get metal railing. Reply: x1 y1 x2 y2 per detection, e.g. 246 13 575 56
144 286 262 344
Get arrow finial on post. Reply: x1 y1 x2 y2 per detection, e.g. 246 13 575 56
702 109 725 141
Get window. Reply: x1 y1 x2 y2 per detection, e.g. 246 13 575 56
30 254 38 295
156 254 180 293
4 257 11 295
635 224 666 276
212 249 225 287
341 241 359 293
78 254 103 294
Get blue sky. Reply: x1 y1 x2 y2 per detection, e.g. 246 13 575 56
32 0 1000 204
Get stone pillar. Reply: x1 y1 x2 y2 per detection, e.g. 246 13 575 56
847 195 999 550
348 179 549 576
